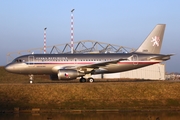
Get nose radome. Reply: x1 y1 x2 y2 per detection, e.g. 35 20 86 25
5 65 13 72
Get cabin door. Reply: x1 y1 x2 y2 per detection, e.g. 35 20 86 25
132 54 138 65
28 56 34 65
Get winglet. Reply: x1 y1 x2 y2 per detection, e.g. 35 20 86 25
136 24 166 54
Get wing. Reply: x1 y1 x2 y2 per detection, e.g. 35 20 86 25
52 58 127 74
149 54 174 61
76 58 127 74
78 58 127 69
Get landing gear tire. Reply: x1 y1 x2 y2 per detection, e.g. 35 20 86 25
29 74 34 84
88 78 94 83
80 77 86 83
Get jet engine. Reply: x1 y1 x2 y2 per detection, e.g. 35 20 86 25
58 69 85 80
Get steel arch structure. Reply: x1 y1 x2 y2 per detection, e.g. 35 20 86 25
6 40 135 63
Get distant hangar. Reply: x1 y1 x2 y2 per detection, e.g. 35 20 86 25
92 63 165 80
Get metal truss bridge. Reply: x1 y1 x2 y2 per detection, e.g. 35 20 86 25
6 40 135 63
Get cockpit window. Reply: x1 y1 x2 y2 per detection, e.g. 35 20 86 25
16 59 23 63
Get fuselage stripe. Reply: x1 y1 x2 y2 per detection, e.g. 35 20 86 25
26 61 160 65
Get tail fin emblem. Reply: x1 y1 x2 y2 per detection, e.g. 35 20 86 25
151 36 160 46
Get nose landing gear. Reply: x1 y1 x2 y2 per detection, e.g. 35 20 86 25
29 74 34 84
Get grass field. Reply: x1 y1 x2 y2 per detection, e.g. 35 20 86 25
1 66 180 111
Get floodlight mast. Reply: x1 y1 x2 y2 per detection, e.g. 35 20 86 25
44 27 47 54
71 9 75 54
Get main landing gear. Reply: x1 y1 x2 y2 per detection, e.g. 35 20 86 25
79 77 94 83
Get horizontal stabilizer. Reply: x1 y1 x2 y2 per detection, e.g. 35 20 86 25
149 54 174 61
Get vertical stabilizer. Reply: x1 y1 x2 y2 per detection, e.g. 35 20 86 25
136 24 166 54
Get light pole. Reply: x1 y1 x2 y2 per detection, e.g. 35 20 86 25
71 9 75 54
44 27 47 54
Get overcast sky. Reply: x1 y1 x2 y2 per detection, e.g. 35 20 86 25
0 0 180 73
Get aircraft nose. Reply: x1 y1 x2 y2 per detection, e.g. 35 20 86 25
5 64 14 72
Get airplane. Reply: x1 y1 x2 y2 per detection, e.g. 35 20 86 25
5 24 173 83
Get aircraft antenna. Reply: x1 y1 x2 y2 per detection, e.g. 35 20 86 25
44 27 47 54
71 9 75 54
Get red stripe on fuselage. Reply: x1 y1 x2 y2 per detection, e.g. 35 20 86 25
28 61 159 65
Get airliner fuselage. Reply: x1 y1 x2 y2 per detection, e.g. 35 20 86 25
5 53 169 74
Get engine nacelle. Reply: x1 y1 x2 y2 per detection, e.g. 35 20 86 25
58 69 83 80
